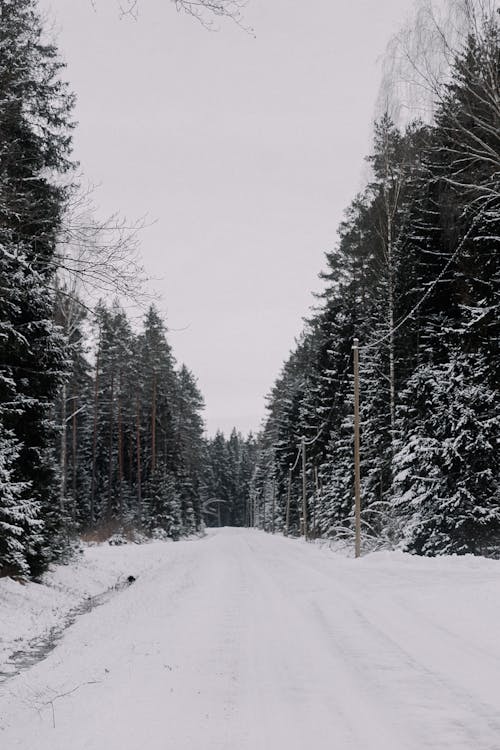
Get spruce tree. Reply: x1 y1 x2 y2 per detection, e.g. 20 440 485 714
0 425 39 577
0 0 75 574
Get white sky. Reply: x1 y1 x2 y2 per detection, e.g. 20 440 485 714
40 0 414 436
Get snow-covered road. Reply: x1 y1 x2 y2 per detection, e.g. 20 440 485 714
1 528 500 749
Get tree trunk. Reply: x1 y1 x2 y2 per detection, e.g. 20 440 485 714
60 381 67 511
151 371 157 474
72 391 78 522
136 390 142 524
117 371 124 519
90 339 101 525
107 370 115 519
386 195 396 455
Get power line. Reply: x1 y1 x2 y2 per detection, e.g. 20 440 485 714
290 444 301 472
361 214 478 351
304 356 352 447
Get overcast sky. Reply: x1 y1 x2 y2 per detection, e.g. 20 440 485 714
40 0 414 436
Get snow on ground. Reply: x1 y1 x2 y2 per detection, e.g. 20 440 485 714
0 538 182 678
1 528 500 749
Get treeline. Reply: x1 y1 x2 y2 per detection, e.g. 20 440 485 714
55 298 206 541
0 0 210 579
203 430 257 527
251 12 499 556
1 0 78 578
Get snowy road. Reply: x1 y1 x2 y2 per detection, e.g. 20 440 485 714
1 528 500 749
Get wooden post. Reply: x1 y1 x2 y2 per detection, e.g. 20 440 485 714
262 486 266 532
285 464 292 536
353 338 361 558
271 474 276 534
301 436 308 540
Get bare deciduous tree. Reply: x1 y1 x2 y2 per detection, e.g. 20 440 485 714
376 0 499 216
54 185 150 307
376 0 498 124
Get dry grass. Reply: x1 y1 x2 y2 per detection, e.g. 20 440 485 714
80 520 137 544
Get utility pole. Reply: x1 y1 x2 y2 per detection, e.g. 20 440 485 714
285 464 292 536
313 463 319 538
353 338 361 558
301 436 308 540
262 486 267 532
271 474 276 534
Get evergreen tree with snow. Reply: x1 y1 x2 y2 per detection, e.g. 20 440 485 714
0 426 39 577
0 0 76 574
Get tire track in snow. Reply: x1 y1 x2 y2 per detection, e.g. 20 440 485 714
249 534 500 750
2 529 500 750
241 533 415 750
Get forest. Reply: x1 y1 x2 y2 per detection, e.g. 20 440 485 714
0 0 498 580
0 0 255 578
251 4 499 556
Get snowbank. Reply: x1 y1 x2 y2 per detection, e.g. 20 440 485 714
0 539 178 678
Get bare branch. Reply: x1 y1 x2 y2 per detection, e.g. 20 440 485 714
53 183 153 306
104 0 252 31
376 0 498 125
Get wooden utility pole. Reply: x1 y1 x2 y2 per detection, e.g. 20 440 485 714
353 338 361 558
262 486 267 532
271 474 276 534
313 463 319 538
285 464 292 536
301 436 308 539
